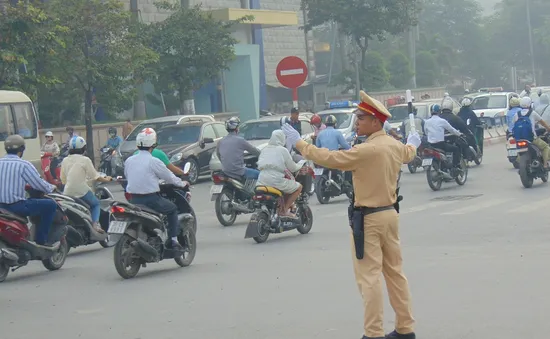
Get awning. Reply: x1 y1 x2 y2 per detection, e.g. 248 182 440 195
208 8 298 28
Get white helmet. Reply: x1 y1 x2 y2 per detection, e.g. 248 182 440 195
461 98 472 106
136 128 157 148
441 99 454 111
520 96 532 109
69 136 86 149
45 131 54 137
509 97 521 107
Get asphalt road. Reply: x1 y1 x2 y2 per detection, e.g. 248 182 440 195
3 141 550 339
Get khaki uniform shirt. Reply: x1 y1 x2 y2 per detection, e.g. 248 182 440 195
296 130 416 208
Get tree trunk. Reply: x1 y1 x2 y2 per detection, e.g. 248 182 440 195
84 89 95 165
179 87 195 115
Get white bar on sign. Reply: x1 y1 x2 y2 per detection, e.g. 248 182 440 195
280 69 304 76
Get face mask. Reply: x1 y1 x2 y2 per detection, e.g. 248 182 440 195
110 133 115 137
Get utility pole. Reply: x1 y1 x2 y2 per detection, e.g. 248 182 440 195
526 0 536 85
130 0 146 119
180 0 195 114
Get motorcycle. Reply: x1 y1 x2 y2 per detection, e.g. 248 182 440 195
49 178 118 252
464 119 483 165
99 146 116 176
108 163 196 279
422 134 468 191
244 163 314 243
506 132 520 169
210 152 259 227
516 128 549 188
0 188 70 282
314 166 352 204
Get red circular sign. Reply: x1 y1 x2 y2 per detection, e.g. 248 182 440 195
276 56 308 89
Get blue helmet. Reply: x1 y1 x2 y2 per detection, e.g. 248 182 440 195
431 104 441 114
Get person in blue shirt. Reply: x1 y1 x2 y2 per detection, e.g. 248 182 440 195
105 127 123 149
0 135 57 249
316 115 351 150
506 97 521 137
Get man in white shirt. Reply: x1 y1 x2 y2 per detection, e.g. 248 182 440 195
124 128 188 252
424 104 462 168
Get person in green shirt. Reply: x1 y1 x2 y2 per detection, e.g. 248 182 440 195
132 148 185 176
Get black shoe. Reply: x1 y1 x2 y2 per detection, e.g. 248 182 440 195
169 240 185 252
385 330 416 339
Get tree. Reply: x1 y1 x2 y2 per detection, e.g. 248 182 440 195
44 0 158 162
388 51 413 89
330 51 389 92
146 2 246 115
301 0 419 89
416 51 438 87
0 1 65 96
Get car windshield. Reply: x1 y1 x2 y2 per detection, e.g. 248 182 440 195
238 121 280 140
388 106 428 121
157 126 201 145
471 95 507 110
318 112 353 129
126 122 176 141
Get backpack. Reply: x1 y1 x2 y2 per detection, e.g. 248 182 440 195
513 109 534 141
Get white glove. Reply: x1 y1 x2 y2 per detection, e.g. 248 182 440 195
406 132 421 148
282 123 301 147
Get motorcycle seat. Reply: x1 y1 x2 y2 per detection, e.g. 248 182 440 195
69 196 90 210
134 204 163 217
0 208 28 224
255 186 283 197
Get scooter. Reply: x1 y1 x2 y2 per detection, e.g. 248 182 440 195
465 119 483 165
506 131 519 169
0 187 69 282
314 166 352 204
422 134 468 191
516 128 549 188
99 147 116 176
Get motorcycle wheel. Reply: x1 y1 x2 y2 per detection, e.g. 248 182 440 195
175 228 196 267
426 162 442 191
42 240 68 271
474 153 483 165
455 159 468 185
513 160 520 169
252 212 270 244
407 163 417 174
184 158 199 185
296 205 313 235
519 156 534 188
215 188 237 226
113 234 141 279
315 177 330 204
0 262 9 282
542 170 549 183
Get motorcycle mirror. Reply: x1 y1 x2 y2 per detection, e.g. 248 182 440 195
182 162 191 175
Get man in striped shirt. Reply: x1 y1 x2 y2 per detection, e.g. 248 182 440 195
0 135 57 249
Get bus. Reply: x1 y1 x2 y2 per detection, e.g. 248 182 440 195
0 90 41 169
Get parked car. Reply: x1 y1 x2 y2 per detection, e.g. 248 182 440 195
470 92 518 127
209 115 314 172
154 121 227 184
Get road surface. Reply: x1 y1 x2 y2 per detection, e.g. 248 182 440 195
2 141 549 339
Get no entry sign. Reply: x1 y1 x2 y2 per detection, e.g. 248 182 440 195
276 56 308 107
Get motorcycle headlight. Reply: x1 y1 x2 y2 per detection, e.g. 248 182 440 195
170 153 183 163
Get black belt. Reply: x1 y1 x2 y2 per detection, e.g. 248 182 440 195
129 192 158 197
357 205 395 215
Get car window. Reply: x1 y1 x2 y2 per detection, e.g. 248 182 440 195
212 123 228 138
388 106 428 122
127 121 176 141
471 95 507 110
201 124 216 139
238 121 280 140
0 104 15 141
157 126 201 145
12 102 37 138
318 112 353 128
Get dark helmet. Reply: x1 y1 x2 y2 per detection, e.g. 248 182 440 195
108 127 117 135
325 114 337 126
5 134 26 153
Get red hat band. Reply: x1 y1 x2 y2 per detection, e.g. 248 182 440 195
357 102 388 123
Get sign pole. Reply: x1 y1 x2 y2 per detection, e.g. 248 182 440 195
406 89 416 134
292 88 298 108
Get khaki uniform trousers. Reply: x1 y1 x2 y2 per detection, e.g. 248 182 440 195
351 209 415 338
533 137 550 165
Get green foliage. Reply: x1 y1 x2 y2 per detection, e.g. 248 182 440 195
388 51 413 89
331 51 389 92
145 2 245 114
415 51 438 87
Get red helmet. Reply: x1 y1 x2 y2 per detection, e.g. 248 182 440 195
310 114 322 125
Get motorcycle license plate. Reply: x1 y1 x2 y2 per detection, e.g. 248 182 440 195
210 185 223 195
508 149 517 157
422 158 433 166
107 221 128 234
313 168 324 176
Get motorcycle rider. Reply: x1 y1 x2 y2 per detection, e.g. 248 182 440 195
42 131 61 179
424 104 462 172
105 127 123 149
440 99 476 157
401 107 425 139
132 128 186 177
257 130 305 218
61 136 113 234
458 98 483 149
289 107 302 135
217 117 261 180
533 88 543 108
125 128 188 251
513 97 550 169
506 97 522 137
65 126 77 146
535 93 550 116
0 135 57 249
316 115 351 150
309 114 326 144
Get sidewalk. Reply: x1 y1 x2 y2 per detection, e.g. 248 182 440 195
483 125 506 145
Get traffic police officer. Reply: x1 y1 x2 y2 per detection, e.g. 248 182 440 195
282 91 421 339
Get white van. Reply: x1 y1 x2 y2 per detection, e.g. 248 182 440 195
0 91 41 169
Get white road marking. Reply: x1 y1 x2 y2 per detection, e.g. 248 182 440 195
440 198 511 215
506 197 550 214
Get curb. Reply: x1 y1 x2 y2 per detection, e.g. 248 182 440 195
484 135 506 146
